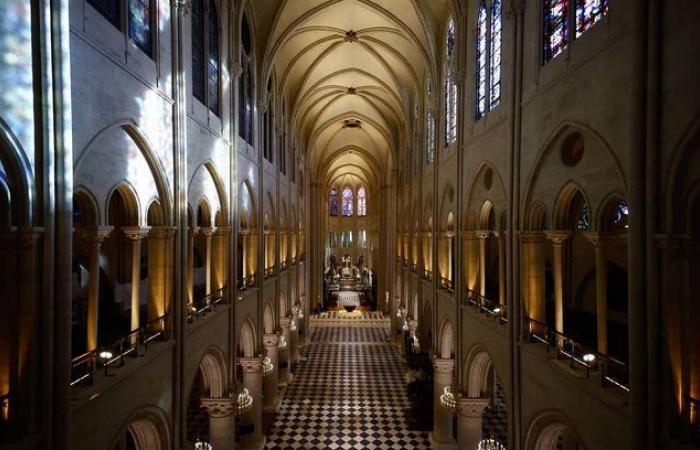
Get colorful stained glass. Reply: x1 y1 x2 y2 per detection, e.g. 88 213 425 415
342 188 354 217
612 200 629 230
489 0 502 110
129 0 152 55
476 1 488 118
358 186 367 216
329 187 339 216
208 4 220 114
576 0 608 37
426 80 435 163
577 202 590 230
544 0 568 62
239 15 254 144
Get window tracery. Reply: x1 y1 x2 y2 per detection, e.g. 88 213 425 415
444 17 457 146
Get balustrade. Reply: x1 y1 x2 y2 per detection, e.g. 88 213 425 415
463 288 507 325
187 287 228 322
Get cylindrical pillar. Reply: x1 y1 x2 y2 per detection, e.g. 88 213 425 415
263 334 279 412
80 226 113 351
477 231 490 297
200 397 236 450
187 226 198 305
456 397 491 450
290 317 300 363
546 231 571 342
584 232 614 355
239 357 264 450
432 358 456 448
279 318 292 385
199 227 215 297
520 232 546 335
123 227 150 333
495 231 506 308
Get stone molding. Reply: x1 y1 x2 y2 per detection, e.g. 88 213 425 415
455 397 491 418
148 226 176 239
77 226 114 244
544 230 572 246
263 333 279 348
433 358 455 374
200 396 236 418
122 226 150 240
239 357 263 373
519 231 546 244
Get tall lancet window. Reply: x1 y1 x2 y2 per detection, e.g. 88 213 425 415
425 79 436 164
544 0 569 62
329 187 339 216
444 17 457 147
357 186 367 217
576 0 608 36
239 14 254 144
476 0 502 119
342 188 354 217
207 2 220 114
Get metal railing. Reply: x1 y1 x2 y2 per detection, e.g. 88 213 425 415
187 287 228 321
238 274 256 291
439 277 454 292
264 266 276 278
423 269 433 281
526 317 629 393
464 288 508 325
70 313 168 387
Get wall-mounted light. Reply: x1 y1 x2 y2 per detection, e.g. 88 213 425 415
582 353 596 364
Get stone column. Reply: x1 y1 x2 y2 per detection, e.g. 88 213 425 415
213 226 230 292
263 334 279 412
495 231 506 308
239 357 264 450
464 231 480 292
122 227 150 333
200 396 236 450
289 316 300 363
279 317 292 385
476 230 490 297
520 232 546 334
78 226 113 351
456 397 491 450
584 232 615 355
187 226 198 305
546 231 571 343
199 227 215 296
147 227 176 329
432 358 456 449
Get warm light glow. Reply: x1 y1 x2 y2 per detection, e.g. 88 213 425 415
99 351 113 360
582 353 596 363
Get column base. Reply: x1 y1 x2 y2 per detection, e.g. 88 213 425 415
263 390 283 413
238 436 266 450
429 432 457 450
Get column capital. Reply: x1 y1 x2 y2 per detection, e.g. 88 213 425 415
263 333 279 348
214 226 231 236
475 230 491 240
188 226 200 237
519 231 546 244
455 397 491 418
463 230 479 240
433 358 455 374
280 317 292 331
407 319 418 333
148 226 177 239
198 226 216 237
582 231 617 248
239 357 263 374
231 62 243 78
77 225 114 243
200 396 236 418
122 226 150 240
545 230 572 246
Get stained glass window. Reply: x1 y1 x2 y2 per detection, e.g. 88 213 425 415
426 80 435 164
576 0 608 36
444 18 457 146
191 0 205 103
88 0 120 28
128 0 152 54
577 202 590 230
329 187 339 216
489 0 502 110
208 4 220 114
342 188 354 217
357 186 367 216
611 200 629 230
476 2 488 118
544 0 568 62
238 14 254 144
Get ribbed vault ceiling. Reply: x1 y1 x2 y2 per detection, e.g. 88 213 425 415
258 0 448 190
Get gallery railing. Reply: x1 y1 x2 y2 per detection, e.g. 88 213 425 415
264 266 276 278
70 313 168 387
423 269 433 281
187 287 228 321
463 288 507 325
526 317 629 393
238 274 256 291
439 276 454 292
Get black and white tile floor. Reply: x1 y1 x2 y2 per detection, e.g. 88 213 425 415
265 325 431 449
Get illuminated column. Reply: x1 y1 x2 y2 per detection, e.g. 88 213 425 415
464 231 480 292
476 230 490 297
546 231 571 342
584 232 615 355
239 357 264 450
456 397 491 450
262 334 279 412
79 226 113 351
520 232 546 333
289 315 300 363
279 318 292 385
432 358 456 449
188 226 198 305
213 226 230 291
495 231 506 308
123 227 150 333
200 397 236 450
147 227 176 329
199 227 215 296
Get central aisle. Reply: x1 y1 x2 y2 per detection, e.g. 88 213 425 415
265 323 431 449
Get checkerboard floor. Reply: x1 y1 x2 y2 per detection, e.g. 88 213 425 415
265 325 431 449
